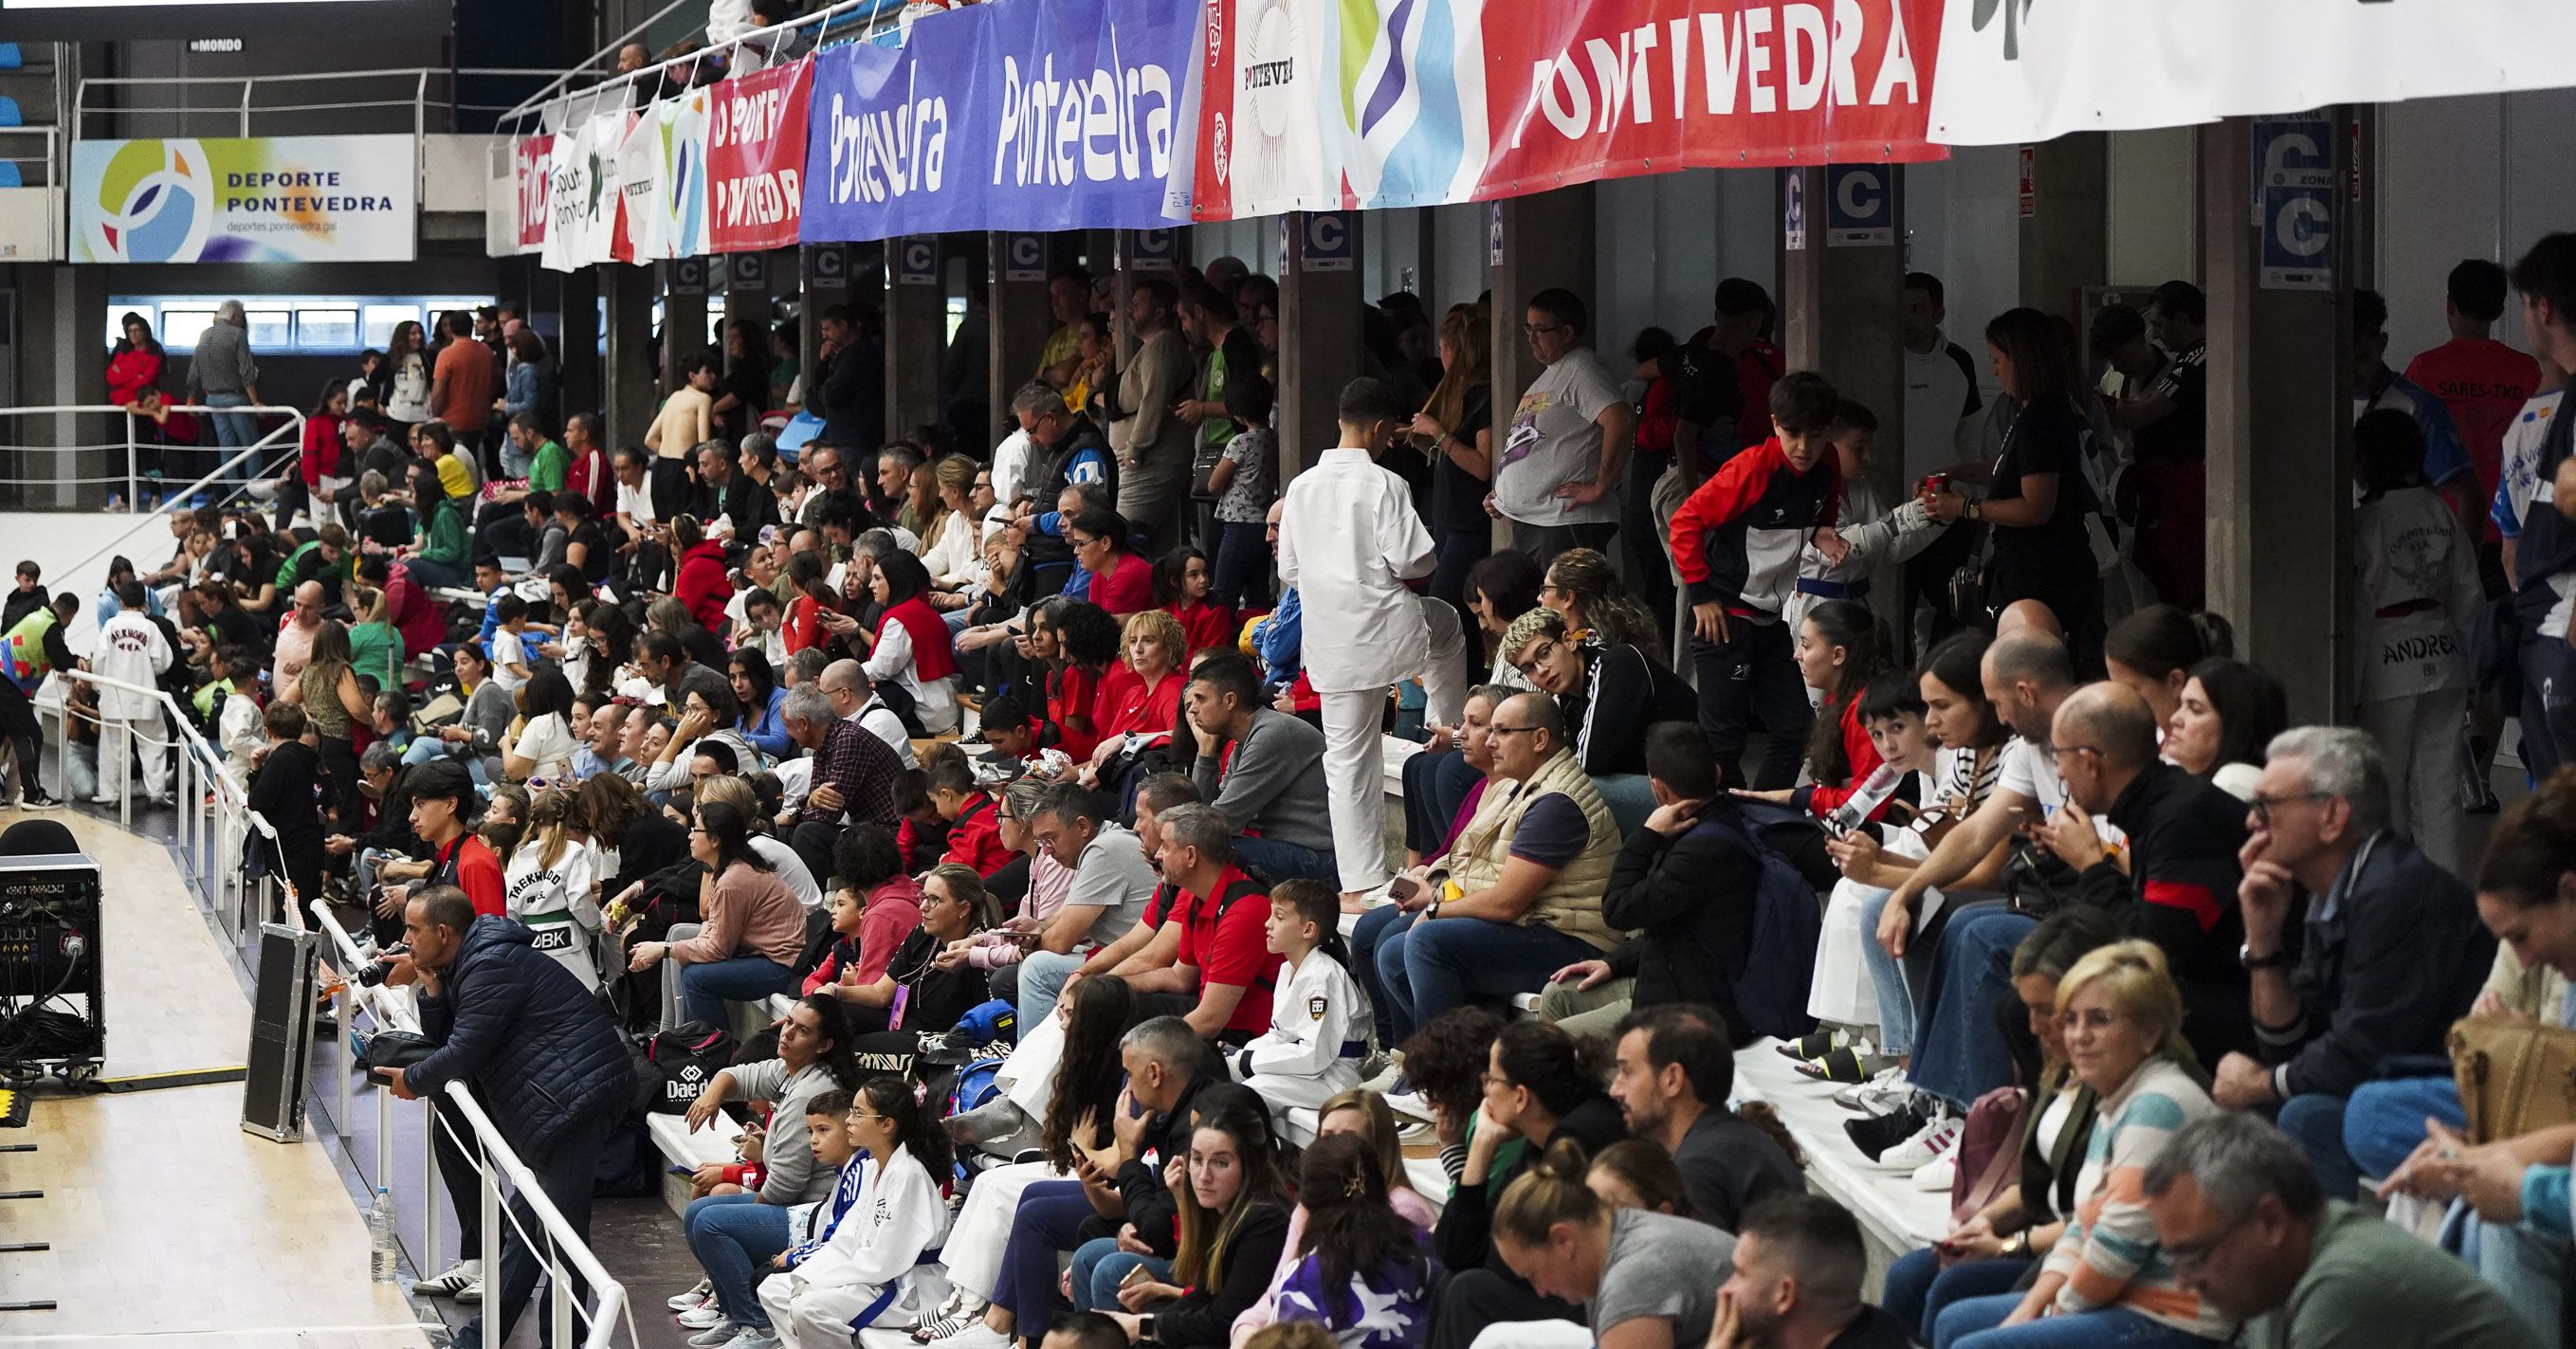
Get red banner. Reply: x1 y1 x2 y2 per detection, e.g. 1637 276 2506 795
1193 0 1944 222
512 134 553 253
706 55 813 253
1481 0 1946 192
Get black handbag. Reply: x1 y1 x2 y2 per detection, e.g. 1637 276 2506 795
358 1029 439 1075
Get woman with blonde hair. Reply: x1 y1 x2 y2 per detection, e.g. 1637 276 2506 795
921 455 983 588
1539 547 1663 657
1409 304 1495 634
1932 939 2229 1349
344 579 405 691
1076 606 1188 789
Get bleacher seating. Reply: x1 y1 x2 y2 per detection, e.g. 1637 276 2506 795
0 43 22 71
0 96 21 128
0 161 21 189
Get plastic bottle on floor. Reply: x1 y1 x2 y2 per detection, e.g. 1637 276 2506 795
369 1186 398 1283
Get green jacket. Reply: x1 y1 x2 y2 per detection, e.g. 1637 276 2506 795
529 439 569 493
417 501 468 566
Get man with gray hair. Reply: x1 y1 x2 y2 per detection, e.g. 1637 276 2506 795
817 657 914 766
1131 802 1278 1044
2143 1112 2536 1349
1007 379 1111 599
2221 725 2493 1200
778 680 904 883
1013 783 1159 1028
187 299 263 487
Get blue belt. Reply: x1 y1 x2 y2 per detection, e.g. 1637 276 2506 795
1797 577 1871 599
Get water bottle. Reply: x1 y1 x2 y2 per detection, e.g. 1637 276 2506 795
368 1186 398 1283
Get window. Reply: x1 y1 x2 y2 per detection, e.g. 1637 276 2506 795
298 307 360 350
156 305 221 352
363 304 422 348
244 307 294 351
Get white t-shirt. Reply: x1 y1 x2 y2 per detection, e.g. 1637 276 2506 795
617 478 659 527
1999 734 2130 849
1495 347 1624 525
489 627 529 690
512 711 578 780
2495 387 2568 539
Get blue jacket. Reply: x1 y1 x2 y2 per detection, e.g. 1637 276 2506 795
740 684 794 760
407 916 634 1162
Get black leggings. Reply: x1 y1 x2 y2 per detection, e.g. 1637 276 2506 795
0 682 44 797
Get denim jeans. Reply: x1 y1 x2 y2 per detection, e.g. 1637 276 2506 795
1857 885 1915 1054
1233 834 1338 888
1384 916 1601 1045
406 555 469 590
1690 617 1812 791
1016 949 1084 1029
1071 1240 1170 1312
205 391 256 487
1354 906 1417 1048
991 1180 1097 1325
686 1192 794 1330
1909 907 2036 1109
2275 1092 2361 1201
2343 1076 2466 1181
1883 1249 2032 1345
1211 518 1271 612
1937 1295 2222 1349
678 956 800 1029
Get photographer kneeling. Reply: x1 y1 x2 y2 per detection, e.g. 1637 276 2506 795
377 885 635 1349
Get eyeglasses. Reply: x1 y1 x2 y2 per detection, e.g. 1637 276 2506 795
2247 791 2333 826
1489 724 1542 738
2056 1007 2130 1034
2038 743 2102 766
2166 1212 2256 1276
1522 322 1567 337
1511 639 1560 679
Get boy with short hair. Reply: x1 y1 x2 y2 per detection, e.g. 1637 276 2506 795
1670 369 1848 790
487 593 532 691
1232 879 1371 1112
973 693 1042 767
1786 400 1938 633
929 754 1014 877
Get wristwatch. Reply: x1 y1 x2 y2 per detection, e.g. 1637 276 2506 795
1137 1314 1160 1343
2238 942 2291 972
2003 1229 2031 1258
1964 498 1983 522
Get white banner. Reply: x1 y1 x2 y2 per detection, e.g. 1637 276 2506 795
542 112 630 273
1928 0 2576 146
69 134 415 264
616 88 711 263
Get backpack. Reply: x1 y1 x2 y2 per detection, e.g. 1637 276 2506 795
1690 813 1822 1043
948 1055 1009 1117
643 1022 738 1113
1949 1085 2030 1226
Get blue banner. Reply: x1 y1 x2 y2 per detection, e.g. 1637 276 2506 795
800 0 1198 244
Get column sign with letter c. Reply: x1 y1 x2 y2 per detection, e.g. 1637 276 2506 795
1300 211 1352 272
2256 113 2335 292
1003 233 1046 283
809 244 848 291
1825 165 1893 247
899 237 939 287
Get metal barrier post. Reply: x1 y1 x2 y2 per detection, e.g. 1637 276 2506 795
478 1142 501 1305
116 720 131 830
123 411 137 510
424 1116 444 1285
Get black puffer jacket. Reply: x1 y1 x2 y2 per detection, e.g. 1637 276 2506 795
407 917 634 1163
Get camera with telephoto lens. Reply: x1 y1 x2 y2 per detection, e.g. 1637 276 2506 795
356 944 410 987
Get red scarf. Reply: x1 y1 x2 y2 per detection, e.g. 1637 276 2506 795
886 596 959 683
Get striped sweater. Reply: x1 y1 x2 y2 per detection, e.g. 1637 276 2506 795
2041 1056 2233 1339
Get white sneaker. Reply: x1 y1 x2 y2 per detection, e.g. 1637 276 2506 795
1879 1113 1960 1172
924 1320 1014 1349
679 1303 732 1329
1835 1066 1915 1115
1382 1089 1432 1121
1911 1150 1958 1192
719 1331 780 1349
687 1323 742 1348
668 1278 715 1311
412 1258 482 1299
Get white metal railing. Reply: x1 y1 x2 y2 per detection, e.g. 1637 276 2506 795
498 0 903 137
27 658 634 1349
73 66 566 141
0 400 303 521
307 901 640 1349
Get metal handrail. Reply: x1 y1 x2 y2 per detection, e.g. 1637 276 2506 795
0 402 304 557
73 66 566 139
497 0 901 136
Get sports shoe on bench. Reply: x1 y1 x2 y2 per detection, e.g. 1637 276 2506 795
924 1321 1014 1349
668 1278 715 1311
1835 1066 1913 1115
1880 1112 1961 1173
686 1322 742 1348
1774 1029 1846 1060
1843 1096 1931 1161
679 1303 732 1329
1911 1149 1959 1192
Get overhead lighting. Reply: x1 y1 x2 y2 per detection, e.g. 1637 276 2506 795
188 38 245 53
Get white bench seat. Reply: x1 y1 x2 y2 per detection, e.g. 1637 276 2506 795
1732 1039 1949 1272
647 1109 744 1217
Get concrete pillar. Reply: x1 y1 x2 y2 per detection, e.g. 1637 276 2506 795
989 232 1054 428
722 251 775 371
662 261 710 398
887 236 947 442
19 264 110 506
554 264 601 424
2019 136 2110 326
801 243 849 405
1276 212 1366 482
1487 190 1596 440
602 264 658 451
1781 165 1906 506
2201 116 2355 722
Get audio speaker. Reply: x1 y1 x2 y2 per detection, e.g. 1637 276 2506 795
241 924 321 1142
